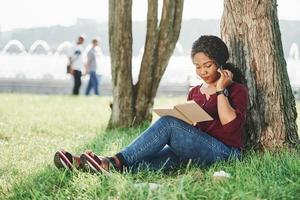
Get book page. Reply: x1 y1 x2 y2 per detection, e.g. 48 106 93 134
174 100 213 124
152 108 193 125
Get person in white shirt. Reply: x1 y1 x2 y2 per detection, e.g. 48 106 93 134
69 36 85 95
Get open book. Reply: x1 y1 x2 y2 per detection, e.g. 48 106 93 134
153 100 213 125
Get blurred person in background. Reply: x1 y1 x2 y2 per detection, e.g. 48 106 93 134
85 39 101 96
69 35 85 95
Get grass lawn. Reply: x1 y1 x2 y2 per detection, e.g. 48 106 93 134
0 94 299 199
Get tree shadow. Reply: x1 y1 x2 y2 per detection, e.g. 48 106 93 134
9 167 73 199
8 125 148 199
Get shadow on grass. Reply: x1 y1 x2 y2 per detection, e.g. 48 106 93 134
9 123 300 199
8 167 73 199
8 124 150 199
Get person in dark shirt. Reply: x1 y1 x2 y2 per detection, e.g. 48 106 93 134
54 35 249 173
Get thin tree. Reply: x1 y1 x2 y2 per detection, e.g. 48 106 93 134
221 0 299 149
108 0 184 128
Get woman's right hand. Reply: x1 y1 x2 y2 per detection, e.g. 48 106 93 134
216 69 233 91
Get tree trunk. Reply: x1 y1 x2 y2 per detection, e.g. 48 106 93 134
108 0 134 128
134 0 184 124
221 0 299 150
108 0 184 128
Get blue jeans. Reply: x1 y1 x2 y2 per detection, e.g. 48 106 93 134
85 71 100 95
118 116 241 171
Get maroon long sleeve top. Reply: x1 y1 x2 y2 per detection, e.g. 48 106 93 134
187 82 249 148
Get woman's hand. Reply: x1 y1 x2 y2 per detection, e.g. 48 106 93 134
216 69 236 125
216 69 233 91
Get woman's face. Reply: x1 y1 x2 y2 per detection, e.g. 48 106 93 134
192 52 220 84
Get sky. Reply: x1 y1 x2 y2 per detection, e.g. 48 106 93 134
0 0 299 31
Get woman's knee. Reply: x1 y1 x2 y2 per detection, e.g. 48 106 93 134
157 116 179 125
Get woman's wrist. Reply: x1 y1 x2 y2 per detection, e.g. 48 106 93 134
216 87 225 91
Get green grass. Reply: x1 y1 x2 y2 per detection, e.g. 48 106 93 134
297 102 300 135
0 94 299 199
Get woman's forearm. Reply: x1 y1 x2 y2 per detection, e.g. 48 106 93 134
217 94 237 125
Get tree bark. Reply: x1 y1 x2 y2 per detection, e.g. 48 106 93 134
108 0 184 128
108 0 134 128
221 0 299 150
134 0 184 124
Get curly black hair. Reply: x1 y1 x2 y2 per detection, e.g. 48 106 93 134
191 35 229 66
191 35 245 84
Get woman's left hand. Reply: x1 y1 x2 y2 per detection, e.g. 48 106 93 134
216 69 233 90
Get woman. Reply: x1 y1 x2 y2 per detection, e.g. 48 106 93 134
54 35 248 173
